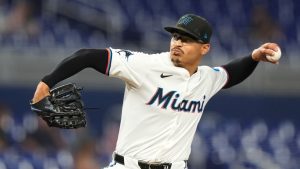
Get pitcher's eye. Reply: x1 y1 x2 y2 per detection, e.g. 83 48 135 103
172 33 180 41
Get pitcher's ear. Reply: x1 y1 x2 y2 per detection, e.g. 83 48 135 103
200 44 210 55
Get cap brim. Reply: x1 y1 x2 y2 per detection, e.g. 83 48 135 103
164 26 204 43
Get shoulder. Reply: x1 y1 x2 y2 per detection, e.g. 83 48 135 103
110 47 156 55
109 47 169 61
110 47 167 55
199 65 226 72
198 66 227 79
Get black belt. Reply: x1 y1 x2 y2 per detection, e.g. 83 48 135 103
114 153 172 169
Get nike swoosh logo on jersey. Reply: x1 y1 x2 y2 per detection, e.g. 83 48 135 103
160 73 173 78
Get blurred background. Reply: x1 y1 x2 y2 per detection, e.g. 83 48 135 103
0 0 299 169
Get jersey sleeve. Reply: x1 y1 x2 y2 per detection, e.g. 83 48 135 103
106 48 146 87
203 66 228 98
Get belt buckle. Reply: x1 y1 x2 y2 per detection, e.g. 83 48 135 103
163 164 169 169
148 163 169 169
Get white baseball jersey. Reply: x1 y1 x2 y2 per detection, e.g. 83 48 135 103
106 48 228 163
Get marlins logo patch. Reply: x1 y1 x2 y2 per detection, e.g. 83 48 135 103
117 50 133 61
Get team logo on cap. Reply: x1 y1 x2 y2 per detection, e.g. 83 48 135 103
178 16 193 25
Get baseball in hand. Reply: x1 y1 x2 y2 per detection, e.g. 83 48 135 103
266 47 281 62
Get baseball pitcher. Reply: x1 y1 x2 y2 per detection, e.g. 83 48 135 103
30 14 281 169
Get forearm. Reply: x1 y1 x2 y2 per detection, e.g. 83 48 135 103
222 55 259 89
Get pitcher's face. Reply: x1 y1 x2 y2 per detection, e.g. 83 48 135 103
170 33 210 69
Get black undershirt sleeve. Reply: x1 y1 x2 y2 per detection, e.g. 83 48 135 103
222 55 259 89
42 49 109 88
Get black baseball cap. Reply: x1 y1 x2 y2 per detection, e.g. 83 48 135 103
164 14 212 43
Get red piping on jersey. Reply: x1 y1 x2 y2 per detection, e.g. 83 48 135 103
105 48 112 75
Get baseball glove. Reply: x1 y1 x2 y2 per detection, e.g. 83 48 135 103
30 83 86 129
